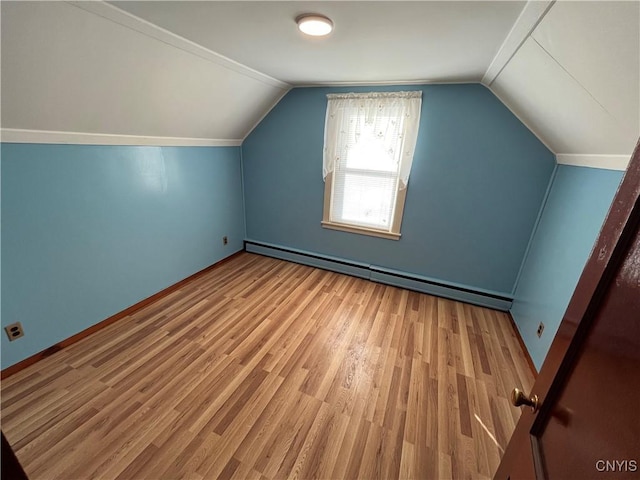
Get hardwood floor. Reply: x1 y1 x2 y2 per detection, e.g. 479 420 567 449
1 253 534 479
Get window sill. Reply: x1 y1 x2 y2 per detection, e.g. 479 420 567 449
321 221 401 240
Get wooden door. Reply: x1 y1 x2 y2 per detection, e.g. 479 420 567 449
495 139 640 480
2 431 28 480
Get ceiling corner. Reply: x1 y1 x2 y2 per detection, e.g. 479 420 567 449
482 0 555 86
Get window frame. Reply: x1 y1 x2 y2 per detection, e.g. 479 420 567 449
321 91 420 241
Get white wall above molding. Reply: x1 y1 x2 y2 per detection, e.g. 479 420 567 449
489 1 639 158
531 1 640 143
69 1 289 90
1 129 242 147
556 154 631 172
1 1 289 142
482 0 555 86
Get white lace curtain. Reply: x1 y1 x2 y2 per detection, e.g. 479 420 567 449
322 91 422 189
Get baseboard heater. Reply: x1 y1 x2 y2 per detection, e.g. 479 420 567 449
244 240 512 311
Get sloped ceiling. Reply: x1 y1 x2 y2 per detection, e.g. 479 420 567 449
0 1 289 145
1 0 639 168
487 0 639 169
108 1 525 84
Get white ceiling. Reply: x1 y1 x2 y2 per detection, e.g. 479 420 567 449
1 0 639 168
109 1 525 85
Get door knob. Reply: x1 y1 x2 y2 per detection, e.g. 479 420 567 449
511 388 540 413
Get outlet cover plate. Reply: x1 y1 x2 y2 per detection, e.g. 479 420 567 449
5 322 24 341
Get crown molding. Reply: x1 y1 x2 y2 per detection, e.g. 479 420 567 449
1 129 242 147
556 154 630 171
295 80 477 87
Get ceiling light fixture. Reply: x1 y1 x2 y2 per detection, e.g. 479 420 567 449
296 14 333 37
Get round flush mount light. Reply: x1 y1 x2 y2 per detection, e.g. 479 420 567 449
296 14 333 37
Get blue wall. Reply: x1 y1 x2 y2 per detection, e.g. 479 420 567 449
1 144 245 367
511 165 622 370
242 84 555 296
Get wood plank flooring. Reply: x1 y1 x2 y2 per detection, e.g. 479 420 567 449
1 253 534 479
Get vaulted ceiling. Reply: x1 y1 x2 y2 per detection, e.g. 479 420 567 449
1 1 638 169
487 1 639 169
108 1 526 85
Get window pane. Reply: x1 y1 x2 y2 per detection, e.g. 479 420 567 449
332 171 397 229
344 118 401 173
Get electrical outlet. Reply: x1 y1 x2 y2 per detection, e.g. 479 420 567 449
223 236 228 245
5 322 25 341
537 322 545 338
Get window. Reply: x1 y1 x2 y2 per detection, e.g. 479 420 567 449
322 91 422 240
